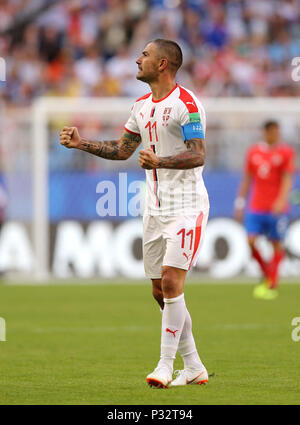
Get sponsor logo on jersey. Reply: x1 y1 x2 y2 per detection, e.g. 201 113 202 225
186 101 196 107
150 107 155 118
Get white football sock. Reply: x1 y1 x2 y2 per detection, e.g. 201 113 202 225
178 308 203 370
159 293 186 371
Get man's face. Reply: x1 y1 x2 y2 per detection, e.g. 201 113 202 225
136 43 160 83
265 125 280 144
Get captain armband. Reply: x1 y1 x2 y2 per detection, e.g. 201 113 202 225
181 122 205 142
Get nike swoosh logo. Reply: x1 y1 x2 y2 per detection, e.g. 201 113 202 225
187 371 205 384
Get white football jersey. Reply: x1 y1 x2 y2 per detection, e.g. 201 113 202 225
125 84 209 216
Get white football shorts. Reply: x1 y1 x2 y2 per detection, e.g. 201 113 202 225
143 210 209 279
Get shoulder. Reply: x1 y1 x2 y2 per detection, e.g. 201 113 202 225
177 85 204 114
280 143 295 156
253 142 265 151
130 92 151 114
247 143 261 157
135 92 152 103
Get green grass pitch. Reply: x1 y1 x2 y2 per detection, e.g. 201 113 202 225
0 281 299 405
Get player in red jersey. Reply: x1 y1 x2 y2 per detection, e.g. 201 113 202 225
235 121 295 299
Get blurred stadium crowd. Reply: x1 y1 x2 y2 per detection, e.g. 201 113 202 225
1 0 300 105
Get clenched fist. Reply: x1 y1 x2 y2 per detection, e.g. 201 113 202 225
139 148 159 169
60 126 81 149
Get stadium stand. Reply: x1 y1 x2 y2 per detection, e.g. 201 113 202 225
0 0 299 104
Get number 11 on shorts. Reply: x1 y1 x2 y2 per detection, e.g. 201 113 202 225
177 228 194 250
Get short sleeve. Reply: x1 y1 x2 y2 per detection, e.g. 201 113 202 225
282 148 296 173
124 104 140 135
178 97 206 141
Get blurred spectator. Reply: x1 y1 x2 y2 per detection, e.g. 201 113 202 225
0 0 299 104
0 181 7 275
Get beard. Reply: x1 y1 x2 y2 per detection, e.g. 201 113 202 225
137 76 150 83
136 69 157 83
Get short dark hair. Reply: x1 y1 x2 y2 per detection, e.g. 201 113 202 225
263 120 279 130
151 39 183 74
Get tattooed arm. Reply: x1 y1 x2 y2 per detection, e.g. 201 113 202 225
60 126 141 160
158 138 206 169
139 138 205 170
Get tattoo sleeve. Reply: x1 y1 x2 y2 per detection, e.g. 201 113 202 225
157 138 206 169
78 130 142 160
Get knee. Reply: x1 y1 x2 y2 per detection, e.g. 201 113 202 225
161 270 177 298
152 285 163 304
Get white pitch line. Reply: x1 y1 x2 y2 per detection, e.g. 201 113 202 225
31 325 153 334
212 324 280 330
30 324 281 334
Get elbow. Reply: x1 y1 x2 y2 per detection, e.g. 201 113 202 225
189 156 204 169
119 151 131 160
119 146 134 160
122 153 132 160
198 154 205 167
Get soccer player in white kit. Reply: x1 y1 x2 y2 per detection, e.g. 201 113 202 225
60 39 209 388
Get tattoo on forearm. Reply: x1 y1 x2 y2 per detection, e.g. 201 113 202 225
80 140 104 156
79 131 141 160
158 138 206 169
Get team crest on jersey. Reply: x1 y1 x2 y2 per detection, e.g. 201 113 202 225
162 107 172 127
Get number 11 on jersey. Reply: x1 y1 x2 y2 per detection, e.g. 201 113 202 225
145 121 158 146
